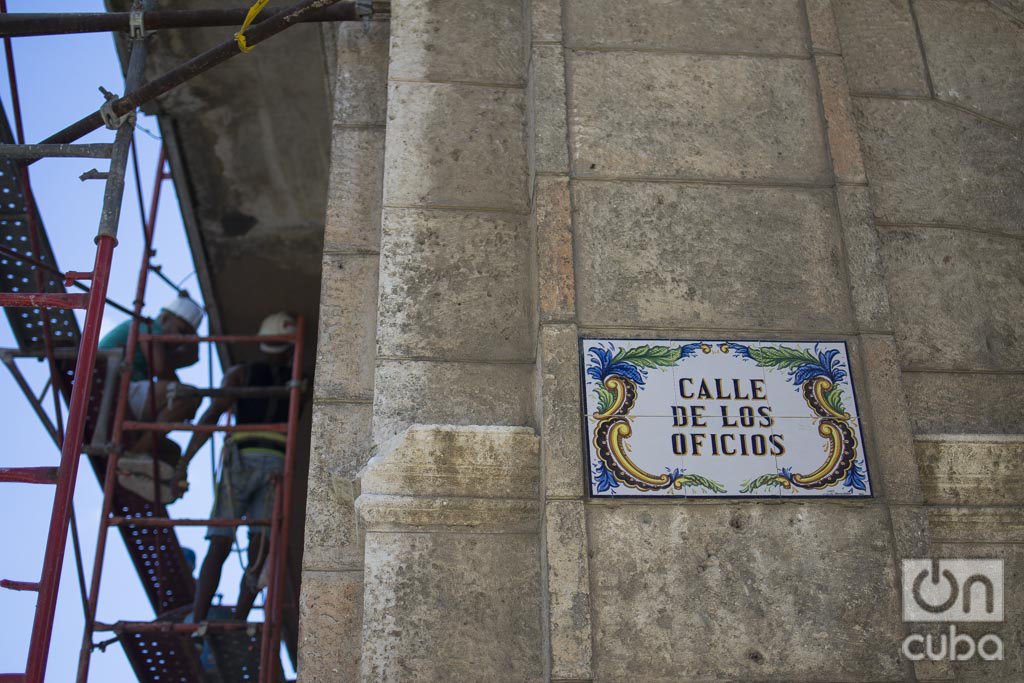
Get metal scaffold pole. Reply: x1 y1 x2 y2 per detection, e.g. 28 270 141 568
0 4 360 38
39 0 350 148
24 79 137 683
0 0 359 677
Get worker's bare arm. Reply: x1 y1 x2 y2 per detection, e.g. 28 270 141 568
177 364 245 473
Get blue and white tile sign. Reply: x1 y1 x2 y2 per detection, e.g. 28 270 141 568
582 338 872 498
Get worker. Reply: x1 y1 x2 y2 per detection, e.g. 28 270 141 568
98 292 204 501
177 312 297 623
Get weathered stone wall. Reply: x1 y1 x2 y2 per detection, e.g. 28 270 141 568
535 1 917 679
834 2 1024 677
299 0 1023 680
834 0 1024 436
534 0 1021 680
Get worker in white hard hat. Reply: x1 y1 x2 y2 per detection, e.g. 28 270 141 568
176 312 298 624
98 292 204 501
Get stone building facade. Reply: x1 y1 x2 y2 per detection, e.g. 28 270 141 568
297 1 1023 680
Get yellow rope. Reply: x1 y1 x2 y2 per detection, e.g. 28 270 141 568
234 0 270 53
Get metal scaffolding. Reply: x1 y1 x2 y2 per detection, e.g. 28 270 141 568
0 1 377 680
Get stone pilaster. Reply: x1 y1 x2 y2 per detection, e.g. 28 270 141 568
372 0 534 445
529 0 596 678
356 425 543 681
299 19 389 683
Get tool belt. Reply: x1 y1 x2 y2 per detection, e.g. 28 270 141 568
228 430 286 454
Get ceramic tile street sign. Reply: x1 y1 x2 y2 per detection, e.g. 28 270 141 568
581 338 872 498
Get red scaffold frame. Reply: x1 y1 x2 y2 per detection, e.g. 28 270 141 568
0 1 349 680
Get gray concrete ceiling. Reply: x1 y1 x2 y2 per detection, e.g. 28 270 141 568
111 0 331 366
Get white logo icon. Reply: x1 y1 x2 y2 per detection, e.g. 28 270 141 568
902 559 1003 623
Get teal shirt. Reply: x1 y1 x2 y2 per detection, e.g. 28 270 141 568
99 319 162 381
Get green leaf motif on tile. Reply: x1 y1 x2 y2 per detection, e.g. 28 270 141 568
609 344 683 370
594 384 614 414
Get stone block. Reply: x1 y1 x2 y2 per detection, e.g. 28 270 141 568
888 504 930 560
532 0 562 43
360 424 539 499
857 335 922 504
377 208 533 362
541 324 584 498
855 98 1024 236
565 0 807 55
545 500 593 680
297 569 362 682
536 178 574 322
915 436 1024 506
388 0 526 85
927 543 1024 680
574 181 852 331
314 253 378 400
916 0 1024 128
570 51 830 183
991 0 1024 21
334 21 390 124
879 228 1024 370
361 531 544 682
372 360 535 444
837 187 892 331
383 81 528 212
530 45 569 175
903 372 1024 435
831 0 929 96
806 0 841 53
587 503 905 681
815 55 866 184
324 126 384 253
303 401 372 570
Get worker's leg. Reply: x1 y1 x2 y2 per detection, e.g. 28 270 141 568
231 450 283 621
195 444 243 622
233 533 269 621
193 536 233 622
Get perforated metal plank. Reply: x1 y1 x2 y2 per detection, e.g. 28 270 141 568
0 101 80 352
206 628 281 683
112 496 198 614
81 356 197 616
119 628 205 683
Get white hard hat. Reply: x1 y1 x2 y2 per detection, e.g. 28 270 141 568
161 294 204 331
258 312 296 354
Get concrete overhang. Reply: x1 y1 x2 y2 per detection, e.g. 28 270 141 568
109 0 331 368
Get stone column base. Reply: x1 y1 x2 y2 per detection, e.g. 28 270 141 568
356 425 543 682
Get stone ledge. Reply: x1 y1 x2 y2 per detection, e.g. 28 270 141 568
926 506 1024 544
359 424 540 498
915 435 1024 506
357 494 540 532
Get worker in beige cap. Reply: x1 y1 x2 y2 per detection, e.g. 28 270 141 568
177 311 297 624
99 291 205 501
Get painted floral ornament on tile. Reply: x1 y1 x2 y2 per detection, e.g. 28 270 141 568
582 338 872 498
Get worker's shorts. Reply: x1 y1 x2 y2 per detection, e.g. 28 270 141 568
207 442 283 539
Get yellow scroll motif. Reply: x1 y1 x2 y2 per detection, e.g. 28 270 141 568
791 421 845 486
604 420 672 488
812 376 850 420
594 376 629 420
